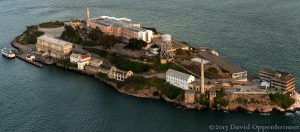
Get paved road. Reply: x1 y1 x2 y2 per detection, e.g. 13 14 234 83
138 73 166 79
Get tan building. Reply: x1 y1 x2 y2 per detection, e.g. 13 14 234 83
185 91 196 104
36 34 73 59
85 7 153 43
108 66 133 81
88 16 153 43
209 88 216 101
90 58 103 67
188 81 214 92
122 26 153 43
112 25 122 37
70 19 81 29
259 69 296 93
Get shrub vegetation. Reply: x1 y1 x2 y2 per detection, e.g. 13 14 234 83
84 48 150 73
60 25 83 44
125 76 184 99
16 26 44 45
85 48 192 74
39 21 64 28
125 38 147 50
205 67 219 79
199 94 210 106
85 28 120 49
214 89 228 107
269 93 295 109
58 59 77 68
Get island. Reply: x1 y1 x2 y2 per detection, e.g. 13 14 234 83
10 7 300 114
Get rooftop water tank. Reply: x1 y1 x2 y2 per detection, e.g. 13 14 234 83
161 34 172 42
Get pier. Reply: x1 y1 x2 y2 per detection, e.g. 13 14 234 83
11 41 43 68
16 53 43 68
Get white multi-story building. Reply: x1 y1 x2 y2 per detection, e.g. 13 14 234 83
166 69 195 90
122 26 153 43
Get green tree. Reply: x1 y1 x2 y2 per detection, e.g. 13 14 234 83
205 67 219 79
60 25 83 44
87 27 103 41
16 25 44 44
39 21 64 28
125 38 147 50
269 93 295 109
86 28 120 49
214 89 228 107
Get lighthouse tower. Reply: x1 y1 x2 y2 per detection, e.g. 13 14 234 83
86 6 91 27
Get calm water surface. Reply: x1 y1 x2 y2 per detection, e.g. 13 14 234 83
0 0 300 131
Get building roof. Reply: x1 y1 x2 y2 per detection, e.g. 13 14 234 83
185 90 196 94
191 58 210 64
261 81 270 87
260 69 295 82
98 21 112 27
91 58 103 63
70 53 80 58
98 18 140 28
198 51 245 73
80 53 91 60
126 26 149 32
38 34 73 46
166 69 194 81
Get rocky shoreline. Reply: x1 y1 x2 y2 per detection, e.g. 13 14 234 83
54 63 300 114
11 36 300 114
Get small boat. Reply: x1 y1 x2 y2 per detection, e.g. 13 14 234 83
1 48 16 58
295 110 300 115
260 112 270 116
285 112 295 117
223 110 229 113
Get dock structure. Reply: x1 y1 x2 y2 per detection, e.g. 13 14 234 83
11 41 43 67
16 53 43 68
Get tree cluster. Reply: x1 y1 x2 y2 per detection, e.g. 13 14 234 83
125 38 147 50
60 25 83 44
214 89 228 107
205 67 219 79
39 21 64 28
85 28 120 49
16 26 44 45
269 93 295 109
